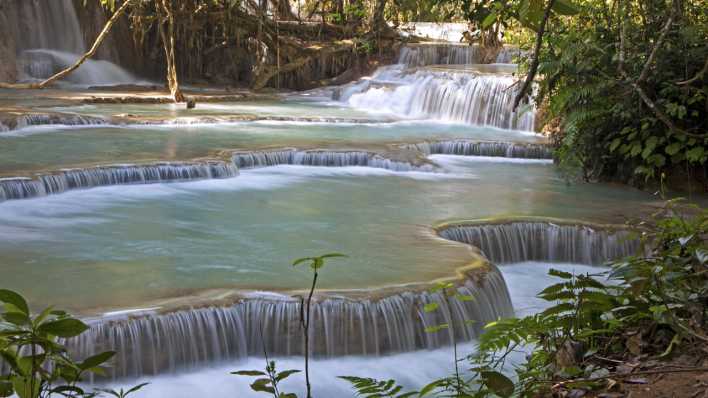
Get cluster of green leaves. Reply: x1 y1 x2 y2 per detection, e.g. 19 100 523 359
535 0 707 183
0 291 148 398
232 361 300 398
486 202 705 396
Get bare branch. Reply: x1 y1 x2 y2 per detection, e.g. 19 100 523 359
513 0 556 111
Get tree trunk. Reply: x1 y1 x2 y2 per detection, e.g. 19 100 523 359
158 0 186 103
0 0 133 89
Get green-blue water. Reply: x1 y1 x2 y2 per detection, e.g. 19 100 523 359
0 156 653 313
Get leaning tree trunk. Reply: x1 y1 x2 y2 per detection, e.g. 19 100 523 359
0 0 133 89
157 0 186 103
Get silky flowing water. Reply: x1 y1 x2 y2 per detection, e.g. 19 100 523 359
0 25 681 396
92 262 601 398
0 119 543 176
0 156 651 312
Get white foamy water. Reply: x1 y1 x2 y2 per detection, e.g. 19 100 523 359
18 49 138 86
339 65 534 132
93 262 593 397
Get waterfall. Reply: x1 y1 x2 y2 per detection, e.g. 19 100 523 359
409 140 552 159
439 222 641 265
341 66 535 131
232 150 433 172
397 44 521 67
13 0 85 54
17 50 136 86
66 272 513 379
0 162 238 202
2 113 109 131
0 149 435 203
11 0 136 85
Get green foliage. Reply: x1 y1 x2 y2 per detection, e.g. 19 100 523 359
0 290 147 398
535 0 707 183
338 376 417 397
232 361 300 398
342 201 706 397
93 383 150 398
292 253 347 271
473 201 708 396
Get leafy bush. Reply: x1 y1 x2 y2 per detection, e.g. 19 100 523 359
0 291 147 398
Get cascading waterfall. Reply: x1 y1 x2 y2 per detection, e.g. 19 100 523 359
232 150 433 172
0 150 433 202
0 162 238 202
397 44 520 67
439 222 641 265
341 66 535 131
409 140 552 159
12 0 85 54
18 50 136 85
65 273 512 379
2 113 109 131
12 0 136 85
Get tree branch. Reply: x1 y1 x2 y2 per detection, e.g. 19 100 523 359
513 0 556 111
636 7 674 84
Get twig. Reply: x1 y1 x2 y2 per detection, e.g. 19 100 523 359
677 58 708 86
637 8 675 84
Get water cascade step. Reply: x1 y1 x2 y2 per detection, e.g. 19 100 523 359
439 221 640 265
340 65 535 131
0 113 109 131
232 149 433 172
17 50 137 86
66 273 512 379
0 162 238 202
409 140 552 159
398 44 521 67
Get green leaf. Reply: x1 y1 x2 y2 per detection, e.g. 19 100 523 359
32 306 54 328
423 303 439 313
548 269 573 279
319 253 347 260
11 376 40 398
0 380 12 398
275 369 301 382
480 371 515 398
552 0 580 15
2 312 30 326
292 257 315 267
37 318 89 338
418 380 443 396
665 142 682 155
609 138 621 152
125 382 150 395
0 290 29 316
250 378 275 394
79 351 115 370
482 12 497 28
231 370 266 376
